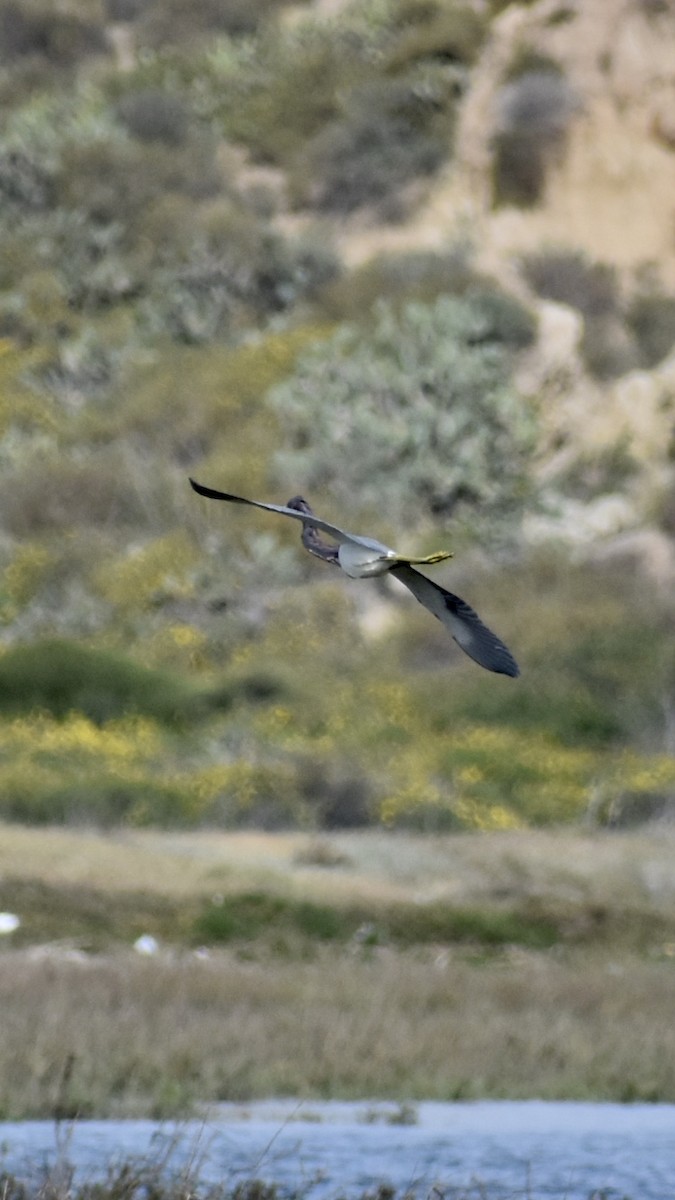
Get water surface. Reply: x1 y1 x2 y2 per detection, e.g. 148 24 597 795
2 1101 674 1200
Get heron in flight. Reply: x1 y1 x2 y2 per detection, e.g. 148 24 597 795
189 479 519 677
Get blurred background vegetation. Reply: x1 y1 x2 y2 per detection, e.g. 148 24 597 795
2 0 675 837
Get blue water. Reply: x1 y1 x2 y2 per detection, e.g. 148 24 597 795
2 1101 675 1199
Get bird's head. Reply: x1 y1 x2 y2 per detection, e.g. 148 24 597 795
286 496 312 514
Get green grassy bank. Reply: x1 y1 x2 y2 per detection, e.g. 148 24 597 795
1 823 675 1117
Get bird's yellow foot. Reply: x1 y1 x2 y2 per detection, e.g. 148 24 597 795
394 549 453 567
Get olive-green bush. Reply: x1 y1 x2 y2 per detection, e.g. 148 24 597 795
316 247 478 320
0 639 197 725
293 71 457 217
271 294 537 534
521 249 675 377
626 289 675 367
0 1 108 68
135 0 298 47
491 66 579 207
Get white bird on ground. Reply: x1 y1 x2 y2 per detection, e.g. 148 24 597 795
133 934 159 956
0 912 20 935
189 479 519 677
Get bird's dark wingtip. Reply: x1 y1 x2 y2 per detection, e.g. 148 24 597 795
189 478 244 503
490 647 520 678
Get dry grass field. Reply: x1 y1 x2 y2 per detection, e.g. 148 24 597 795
4 821 675 911
2 822 675 1117
3 943 675 1120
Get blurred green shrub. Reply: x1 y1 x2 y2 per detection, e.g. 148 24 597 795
55 134 223 228
383 1 487 71
655 478 675 536
520 248 619 318
601 789 675 828
520 248 647 378
0 542 53 618
93 532 198 615
201 0 466 214
195 891 347 943
0 209 134 312
297 760 373 829
0 640 198 725
0 146 54 213
271 294 537 533
429 558 675 751
212 21 371 164
491 65 579 207
294 71 456 217
580 315 638 381
316 246 478 320
104 0 150 18
30 324 127 401
115 88 191 147
626 288 675 367
384 901 558 948
79 324 328 498
9 266 70 329
0 77 339 343
0 0 472 360
284 0 480 216
0 1 108 68
0 710 198 826
0 452 155 537
0 342 54 436
522 249 675 376
465 287 537 349
143 224 339 343
135 0 298 47
550 439 638 502
195 889 561 949
7 774 191 828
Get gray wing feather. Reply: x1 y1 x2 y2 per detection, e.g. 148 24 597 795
190 479 358 546
391 565 519 677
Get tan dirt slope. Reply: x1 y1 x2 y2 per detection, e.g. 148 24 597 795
330 0 675 559
342 0 675 280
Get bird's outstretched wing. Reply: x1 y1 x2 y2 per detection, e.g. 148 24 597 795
391 565 519 677
190 480 450 569
189 479 358 546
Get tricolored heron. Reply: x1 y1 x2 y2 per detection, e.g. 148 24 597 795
189 479 519 677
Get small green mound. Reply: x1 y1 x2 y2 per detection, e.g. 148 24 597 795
195 891 560 950
195 890 349 944
384 902 559 949
0 639 198 726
